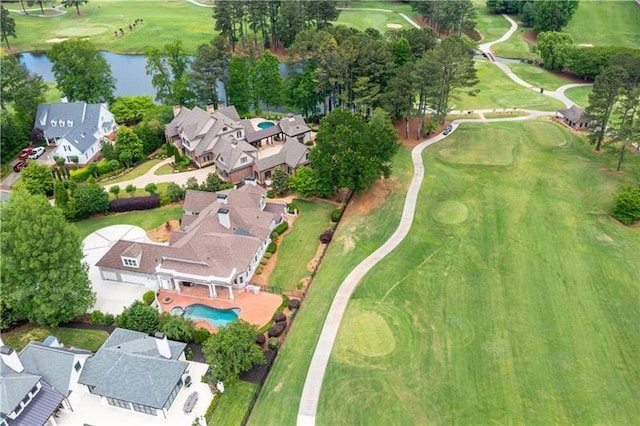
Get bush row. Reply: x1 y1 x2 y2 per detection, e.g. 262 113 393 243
109 195 160 212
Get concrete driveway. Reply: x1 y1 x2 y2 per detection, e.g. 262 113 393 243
82 225 156 315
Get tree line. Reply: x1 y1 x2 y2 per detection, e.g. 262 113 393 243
486 0 580 33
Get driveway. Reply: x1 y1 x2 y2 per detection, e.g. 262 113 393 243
82 225 156 315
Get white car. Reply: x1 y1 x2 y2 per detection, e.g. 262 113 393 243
28 147 46 160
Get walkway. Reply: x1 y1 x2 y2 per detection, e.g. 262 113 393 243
296 13 594 426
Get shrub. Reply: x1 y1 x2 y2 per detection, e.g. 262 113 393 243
260 258 268 265
263 252 272 259
268 337 279 350
90 310 105 325
274 221 289 235
142 290 156 305
273 312 286 323
287 202 298 214
109 195 160 212
288 299 301 310
266 190 275 198
255 333 266 345
330 208 343 223
69 167 91 182
267 323 285 337
319 229 334 244
612 185 640 225
193 327 211 345
266 242 277 254
271 230 279 240
103 313 115 326
255 267 263 275
96 159 112 175
162 317 195 342
165 182 186 202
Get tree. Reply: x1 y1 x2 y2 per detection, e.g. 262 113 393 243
116 300 160 335
0 190 95 326
70 180 109 219
536 31 573 71
185 176 199 190
190 36 230 107
110 95 156 126
532 0 580 33
162 317 195 343
271 166 289 196
49 39 115 103
165 182 186 202
115 126 144 168
285 62 322 118
288 166 318 198
146 40 194 106
144 182 158 195
226 56 252 115
20 162 54 196
202 320 265 383
61 0 88 16
200 173 224 192
611 185 640 225
585 65 627 151
1 6 16 50
252 50 283 110
53 181 69 210
125 184 137 197
109 185 121 198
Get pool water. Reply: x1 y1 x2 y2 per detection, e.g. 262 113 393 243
257 121 275 129
171 304 240 328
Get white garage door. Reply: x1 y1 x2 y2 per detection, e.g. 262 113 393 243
120 273 149 286
102 271 118 281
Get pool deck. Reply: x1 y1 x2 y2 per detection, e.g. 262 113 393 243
158 286 282 332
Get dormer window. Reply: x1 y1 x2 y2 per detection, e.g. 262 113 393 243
122 257 139 268
237 131 242 138
59 120 65 127
240 156 247 164
51 120 57 127
67 120 73 127
222 126 228 132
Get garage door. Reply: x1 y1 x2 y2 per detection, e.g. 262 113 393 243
119 273 149 285
102 271 118 281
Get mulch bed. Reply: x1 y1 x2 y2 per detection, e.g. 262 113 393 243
240 349 277 385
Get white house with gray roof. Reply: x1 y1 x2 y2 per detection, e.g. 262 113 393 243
34 102 117 165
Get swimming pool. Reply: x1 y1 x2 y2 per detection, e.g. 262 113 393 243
257 121 275 130
171 304 240 328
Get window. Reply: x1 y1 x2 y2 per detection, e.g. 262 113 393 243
74 361 82 372
237 131 242 138
107 397 131 410
64 145 71 152
240 157 247 164
21 395 31 406
239 276 244 284
122 258 139 267
132 403 157 416
163 378 183 409
222 126 228 132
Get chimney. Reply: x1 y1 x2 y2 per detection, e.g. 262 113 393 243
172 104 181 117
217 208 231 229
0 346 24 373
243 176 257 186
206 103 215 114
217 193 228 204
154 333 172 359
217 102 225 110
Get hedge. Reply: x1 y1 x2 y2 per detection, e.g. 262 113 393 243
274 221 289 235
330 208 343 223
109 195 160 212
268 323 286 337
612 185 640 225
266 242 278 254
70 167 91 182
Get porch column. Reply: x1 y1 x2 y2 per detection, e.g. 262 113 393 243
173 279 181 293
228 286 234 301
209 284 217 298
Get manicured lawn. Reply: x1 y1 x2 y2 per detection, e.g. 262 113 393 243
565 1 640 48
154 164 174 175
508 62 581 91
101 159 162 184
334 9 410 33
107 182 170 200
208 381 258 426
316 121 640 425
564 86 592 108
473 0 511 43
483 111 527 119
73 205 183 240
452 59 565 111
2 323 109 352
44 82 62 103
493 27 539 60
7 0 214 54
268 199 335 291
248 146 414 425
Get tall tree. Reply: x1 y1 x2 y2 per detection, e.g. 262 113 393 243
536 31 573 71
285 61 322 117
20 162 55 196
145 40 194 106
226 56 252 115
532 0 580 32
70 180 109 219
585 65 627 151
115 126 145 168
190 36 230 108
278 0 305 48
61 0 88 16
252 50 283 110
0 6 17 50
109 95 156 125
49 39 115 102
0 190 95 326
382 63 416 139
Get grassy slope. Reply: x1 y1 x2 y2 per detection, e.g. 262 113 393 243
564 86 592 108
268 200 335 291
3 323 109 352
565 1 640 48
73 205 183 240
452 59 565 111
492 26 539 61
101 159 162 184
209 381 258 426
247 146 414 425
317 121 640 425
473 0 511 44
333 1 418 33
8 0 213 54
508 62 582 91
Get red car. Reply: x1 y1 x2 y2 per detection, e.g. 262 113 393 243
18 147 33 160
14 160 28 173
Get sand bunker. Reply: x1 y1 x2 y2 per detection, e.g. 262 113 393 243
386 23 403 29
46 37 68 43
579 43 594 47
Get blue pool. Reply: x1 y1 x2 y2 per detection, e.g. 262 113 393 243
257 121 276 129
171 304 240 328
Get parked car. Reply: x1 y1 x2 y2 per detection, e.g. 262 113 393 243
13 160 28 173
443 124 453 136
18 147 33 160
28 147 46 160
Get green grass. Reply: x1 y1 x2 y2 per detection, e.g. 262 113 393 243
44 82 62 103
316 121 640 425
332 0 419 33
564 86 592 108
108 182 170 200
248 146 414 425
7 0 214 54
154 164 174 175
565 1 640 48
2 323 109 352
208 381 258 426
508 62 581 91
483 111 528 119
268 199 335 291
493 28 539 60
101 159 162 184
73 204 183 240
451 59 565 111
473 0 511 44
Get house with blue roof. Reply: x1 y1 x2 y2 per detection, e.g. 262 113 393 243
34 102 117 166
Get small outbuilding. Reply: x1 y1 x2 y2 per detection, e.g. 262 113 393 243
556 105 589 130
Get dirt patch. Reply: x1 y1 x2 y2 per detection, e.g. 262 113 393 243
343 176 400 219
521 30 537 44
147 220 180 242
307 244 326 272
